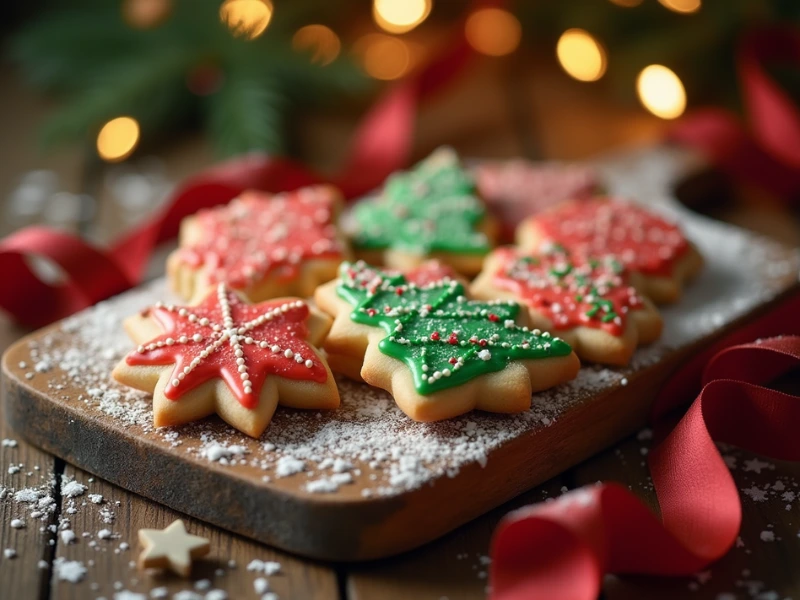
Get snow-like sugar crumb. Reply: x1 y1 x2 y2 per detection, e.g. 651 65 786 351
60 530 77 544
275 456 305 477
88 493 103 504
53 557 87 582
10 519 25 529
1 439 18 448
61 478 87 498
760 530 775 542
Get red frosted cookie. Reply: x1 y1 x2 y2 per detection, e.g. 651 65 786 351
473 160 599 241
112 284 339 437
167 185 350 303
516 198 703 303
472 247 662 366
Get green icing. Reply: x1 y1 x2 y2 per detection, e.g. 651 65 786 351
351 147 490 256
336 261 573 395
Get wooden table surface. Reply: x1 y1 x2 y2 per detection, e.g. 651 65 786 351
1 53 800 599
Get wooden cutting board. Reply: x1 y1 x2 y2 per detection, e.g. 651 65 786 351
3 147 799 561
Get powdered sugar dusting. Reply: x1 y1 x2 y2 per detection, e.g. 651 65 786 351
16 197 799 497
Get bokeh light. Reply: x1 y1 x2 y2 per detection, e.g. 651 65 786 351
465 8 522 57
354 34 411 80
556 29 607 82
219 0 273 40
97 117 141 163
373 0 431 34
658 0 701 13
292 25 341 66
637 65 686 119
122 0 171 29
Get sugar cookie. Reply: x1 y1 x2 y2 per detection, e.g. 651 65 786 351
472 247 662 366
315 261 580 422
112 284 339 437
348 147 498 276
517 197 703 303
167 185 349 303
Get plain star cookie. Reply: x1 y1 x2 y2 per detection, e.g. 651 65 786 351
112 283 339 438
516 197 703 303
314 261 580 422
348 147 498 276
167 185 350 303
138 520 210 577
471 247 662 366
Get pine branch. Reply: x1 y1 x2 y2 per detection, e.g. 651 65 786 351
205 68 286 157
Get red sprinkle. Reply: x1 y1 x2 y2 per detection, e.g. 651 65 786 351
395 288 404 296
366 308 377 317
447 333 459 345
479 339 488 347
488 313 499 322
448 357 458 365
430 331 440 341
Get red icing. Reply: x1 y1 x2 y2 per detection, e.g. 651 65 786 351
490 248 644 337
178 186 344 289
125 286 328 409
530 198 689 276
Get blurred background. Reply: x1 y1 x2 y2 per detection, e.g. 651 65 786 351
1 0 800 248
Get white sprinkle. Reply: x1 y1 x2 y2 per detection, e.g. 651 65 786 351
60 529 77 544
10 519 25 529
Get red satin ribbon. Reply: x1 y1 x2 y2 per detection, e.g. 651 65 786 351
0 31 473 328
671 27 800 200
489 292 800 600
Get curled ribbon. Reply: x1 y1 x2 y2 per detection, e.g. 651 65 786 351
671 27 800 200
489 293 800 600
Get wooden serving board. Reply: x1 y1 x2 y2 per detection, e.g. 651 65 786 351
3 147 799 562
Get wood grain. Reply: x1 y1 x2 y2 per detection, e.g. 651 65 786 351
348 476 569 600
0 314 57 599
50 463 339 599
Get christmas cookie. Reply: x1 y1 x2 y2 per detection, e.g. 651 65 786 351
516 198 703 303
112 284 339 437
348 147 498 276
471 247 662 366
167 185 349 304
473 159 599 241
314 260 464 381
314 261 580 422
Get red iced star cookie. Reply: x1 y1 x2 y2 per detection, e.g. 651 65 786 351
167 185 350 303
517 197 703 303
472 247 662 366
112 284 339 437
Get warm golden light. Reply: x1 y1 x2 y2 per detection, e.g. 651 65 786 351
658 0 701 13
97 117 140 163
373 0 431 34
637 65 686 119
354 34 411 81
465 8 522 57
556 29 607 82
219 0 273 40
609 0 643 6
122 0 171 29
292 25 341 66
